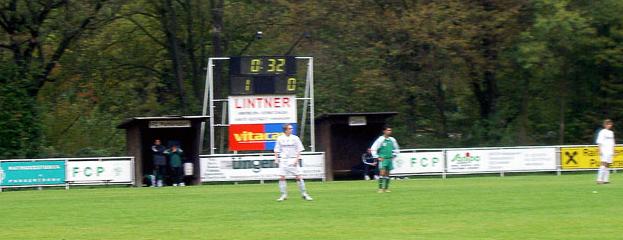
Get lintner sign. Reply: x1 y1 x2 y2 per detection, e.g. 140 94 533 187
228 95 297 151
228 95 296 124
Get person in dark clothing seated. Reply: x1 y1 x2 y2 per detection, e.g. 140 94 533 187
351 148 379 180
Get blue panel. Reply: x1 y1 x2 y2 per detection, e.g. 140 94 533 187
264 123 298 150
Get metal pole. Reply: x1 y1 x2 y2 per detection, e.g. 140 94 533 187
130 157 136 186
65 159 70 190
557 146 564 176
442 150 447 179
219 101 227 153
209 59 215 155
201 57 229 155
296 57 315 152
309 57 315 152
300 59 310 142
200 59 212 154
322 152 326 182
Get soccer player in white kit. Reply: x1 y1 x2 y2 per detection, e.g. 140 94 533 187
274 124 313 201
596 119 615 184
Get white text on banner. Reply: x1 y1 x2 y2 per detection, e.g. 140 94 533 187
392 152 444 175
66 160 132 183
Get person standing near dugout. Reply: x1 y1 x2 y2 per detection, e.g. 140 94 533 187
371 125 400 193
596 119 615 184
151 139 167 187
164 144 185 187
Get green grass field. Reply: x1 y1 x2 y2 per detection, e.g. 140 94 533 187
1 173 621 240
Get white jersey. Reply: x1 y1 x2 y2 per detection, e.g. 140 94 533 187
596 128 615 155
274 134 304 159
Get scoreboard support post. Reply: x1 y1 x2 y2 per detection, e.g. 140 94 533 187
201 56 315 154
297 56 315 152
201 57 229 155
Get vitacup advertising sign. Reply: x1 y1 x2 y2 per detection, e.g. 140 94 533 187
0 161 66 186
66 160 132 183
228 95 297 124
229 123 297 151
446 148 557 173
200 153 324 182
392 152 444 175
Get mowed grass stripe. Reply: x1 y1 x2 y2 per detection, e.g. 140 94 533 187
0 174 620 240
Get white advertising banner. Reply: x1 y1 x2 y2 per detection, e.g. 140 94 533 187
66 160 133 183
200 153 324 182
228 95 297 124
446 148 557 173
392 151 445 175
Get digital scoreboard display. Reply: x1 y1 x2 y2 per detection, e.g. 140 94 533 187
230 56 296 75
229 56 297 95
230 75 297 95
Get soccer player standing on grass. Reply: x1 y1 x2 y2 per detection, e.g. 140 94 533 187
596 119 615 184
274 123 313 201
371 125 400 193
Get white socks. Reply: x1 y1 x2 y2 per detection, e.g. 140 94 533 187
297 179 307 195
279 179 308 196
279 179 287 195
597 166 609 182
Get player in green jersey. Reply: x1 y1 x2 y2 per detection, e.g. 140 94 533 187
370 125 400 193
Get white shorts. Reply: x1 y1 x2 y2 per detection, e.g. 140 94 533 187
278 158 302 176
601 153 613 164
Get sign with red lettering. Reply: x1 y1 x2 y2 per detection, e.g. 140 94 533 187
228 95 297 124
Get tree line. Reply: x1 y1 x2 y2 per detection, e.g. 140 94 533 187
1 0 622 158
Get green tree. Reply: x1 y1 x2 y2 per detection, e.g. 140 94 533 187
0 64 41 158
512 0 595 144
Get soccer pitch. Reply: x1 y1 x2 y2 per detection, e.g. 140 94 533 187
0 174 621 240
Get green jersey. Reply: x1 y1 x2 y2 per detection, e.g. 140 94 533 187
165 148 184 167
371 135 399 190
371 136 400 160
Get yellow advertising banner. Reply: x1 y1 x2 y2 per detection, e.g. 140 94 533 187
560 146 623 169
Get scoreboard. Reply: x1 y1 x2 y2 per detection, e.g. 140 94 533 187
230 56 296 75
229 56 297 95
230 75 297 95
227 55 300 152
